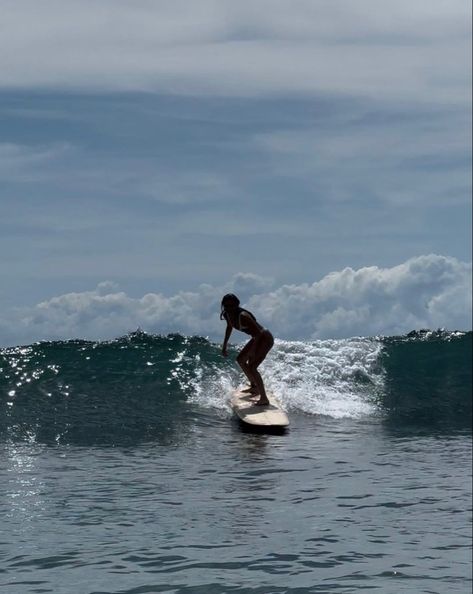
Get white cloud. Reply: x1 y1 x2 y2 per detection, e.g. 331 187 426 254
1 0 470 104
254 254 472 338
139 171 234 205
1 254 470 346
0 142 74 182
251 106 471 208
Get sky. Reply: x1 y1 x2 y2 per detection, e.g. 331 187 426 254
0 0 471 345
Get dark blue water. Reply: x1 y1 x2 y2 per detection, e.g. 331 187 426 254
0 331 471 593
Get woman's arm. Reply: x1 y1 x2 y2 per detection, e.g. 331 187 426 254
222 322 232 356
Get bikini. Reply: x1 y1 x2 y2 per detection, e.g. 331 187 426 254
226 308 271 339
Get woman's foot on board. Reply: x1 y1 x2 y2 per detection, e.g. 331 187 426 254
242 384 258 395
254 397 270 406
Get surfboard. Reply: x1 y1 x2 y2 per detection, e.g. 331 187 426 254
231 388 289 428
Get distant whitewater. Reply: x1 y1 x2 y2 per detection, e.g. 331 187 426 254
0 330 471 445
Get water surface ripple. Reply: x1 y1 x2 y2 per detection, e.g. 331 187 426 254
1 414 471 594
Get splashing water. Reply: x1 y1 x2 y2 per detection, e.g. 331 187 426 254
1 331 470 445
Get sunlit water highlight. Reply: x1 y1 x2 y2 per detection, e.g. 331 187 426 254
0 331 471 593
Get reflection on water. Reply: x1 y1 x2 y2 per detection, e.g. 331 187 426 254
0 413 471 594
2 443 47 543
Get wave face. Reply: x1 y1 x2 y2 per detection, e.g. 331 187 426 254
380 330 472 428
0 331 471 444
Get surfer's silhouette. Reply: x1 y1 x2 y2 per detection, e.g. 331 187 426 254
220 293 274 406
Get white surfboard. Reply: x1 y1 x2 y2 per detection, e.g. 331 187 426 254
231 388 289 428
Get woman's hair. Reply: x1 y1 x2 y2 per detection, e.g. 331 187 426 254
220 293 240 319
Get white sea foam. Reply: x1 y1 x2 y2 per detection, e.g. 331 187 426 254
186 337 384 419
187 370 236 418
264 338 384 418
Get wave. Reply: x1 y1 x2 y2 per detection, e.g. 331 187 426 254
379 329 472 428
0 330 471 444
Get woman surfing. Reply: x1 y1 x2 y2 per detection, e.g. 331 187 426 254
220 293 274 406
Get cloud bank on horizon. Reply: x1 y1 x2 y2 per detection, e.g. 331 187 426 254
1 254 470 347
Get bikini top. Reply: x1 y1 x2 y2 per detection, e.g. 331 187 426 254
224 307 261 336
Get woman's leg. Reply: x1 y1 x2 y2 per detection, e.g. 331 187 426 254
236 339 257 390
248 332 274 405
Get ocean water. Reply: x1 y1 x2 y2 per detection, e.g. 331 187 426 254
0 330 471 594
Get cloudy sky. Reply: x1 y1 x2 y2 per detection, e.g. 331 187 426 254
1 0 471 345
